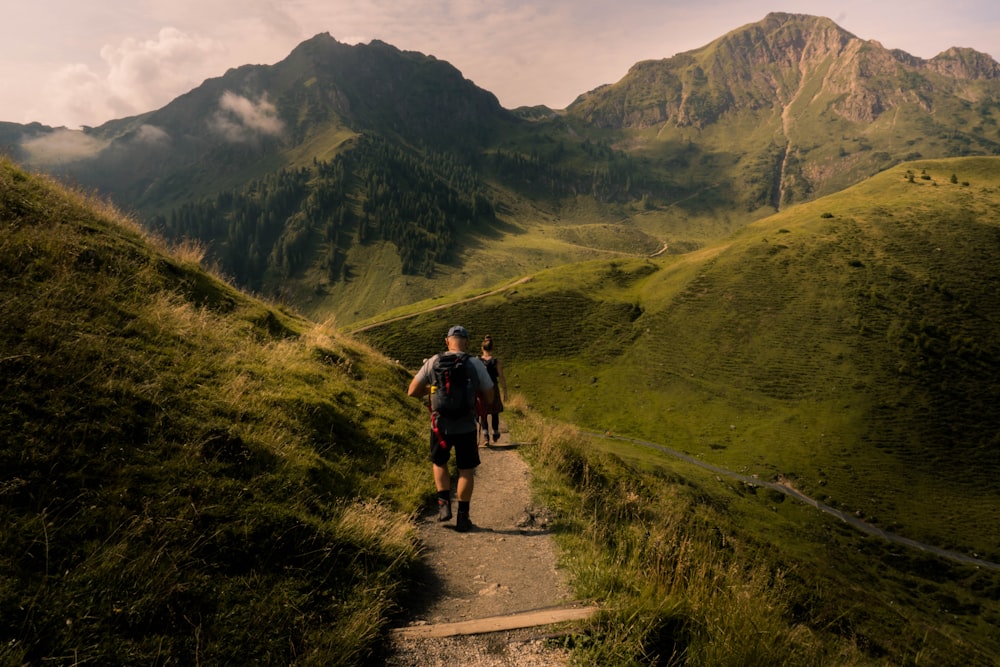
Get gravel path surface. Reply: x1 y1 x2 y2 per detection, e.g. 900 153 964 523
384 426 583 666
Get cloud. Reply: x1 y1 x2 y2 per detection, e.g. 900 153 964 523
210 91 284 142
36 27 224 128
40 64 121 129
20 129 109 166
6 0 1000 127
134 124 171 145
101 27 224 107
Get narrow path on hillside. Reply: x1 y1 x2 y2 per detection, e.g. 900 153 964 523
589 430 1000 571
343 277 533 335
384 424 595 666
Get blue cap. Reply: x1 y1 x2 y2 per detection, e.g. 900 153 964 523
447 325 469 338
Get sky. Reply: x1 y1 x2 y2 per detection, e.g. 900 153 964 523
3 0 1000 129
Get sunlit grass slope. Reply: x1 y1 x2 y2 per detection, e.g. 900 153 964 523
358 157 1000 664
506 403 1000 666
616 158 1000 559
0 157 428 664
361 156 1000 558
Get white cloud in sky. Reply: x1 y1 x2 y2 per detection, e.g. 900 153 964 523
34 27 224 128
101 28 224 107
3 0 999 129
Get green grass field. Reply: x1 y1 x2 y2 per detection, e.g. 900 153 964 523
358 156 1000 665
5 152 1000 664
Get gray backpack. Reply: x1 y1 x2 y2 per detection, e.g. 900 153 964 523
430 353 475 418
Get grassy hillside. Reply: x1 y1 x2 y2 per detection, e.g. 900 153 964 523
0 157 429 664
506 406 1000 665
13 15 1000 334
357 157 1000 664
359 156 1000 555
567 13 1000 214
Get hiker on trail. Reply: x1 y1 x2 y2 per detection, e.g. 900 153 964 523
408 325 494 532
477 334 508 446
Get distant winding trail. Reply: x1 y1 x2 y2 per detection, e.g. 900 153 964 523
585 430 1000 571
342 276 533 335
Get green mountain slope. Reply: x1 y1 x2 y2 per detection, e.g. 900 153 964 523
0 156 428 663
355 156 1000 664
8 13 1000 328
567 12 1000 210
359 156 1000 560
4 151 1000 664
22 33 515 217
99 13 1000 325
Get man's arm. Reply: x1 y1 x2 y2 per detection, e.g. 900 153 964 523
408 358 433 399
408 375 429 399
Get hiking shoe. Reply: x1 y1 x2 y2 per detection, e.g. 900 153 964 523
456 512 473 532
492 432 501 443
437 500 452 522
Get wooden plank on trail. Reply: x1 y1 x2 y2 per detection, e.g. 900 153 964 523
392 604 598 639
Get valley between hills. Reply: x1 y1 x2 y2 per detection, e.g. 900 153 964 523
354 261 1000 572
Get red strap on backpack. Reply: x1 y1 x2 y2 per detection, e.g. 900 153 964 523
429 403 448 449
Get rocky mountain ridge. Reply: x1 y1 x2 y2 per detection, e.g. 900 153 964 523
568 12 1000 128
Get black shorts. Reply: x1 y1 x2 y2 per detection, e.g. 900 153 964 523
429 430 480 470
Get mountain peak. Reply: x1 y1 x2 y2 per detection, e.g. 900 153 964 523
929 46 1000 80
271 33 509 147
708 12 857 68
568 12 1000 128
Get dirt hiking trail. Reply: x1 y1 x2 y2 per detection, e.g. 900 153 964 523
384 423 597 666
